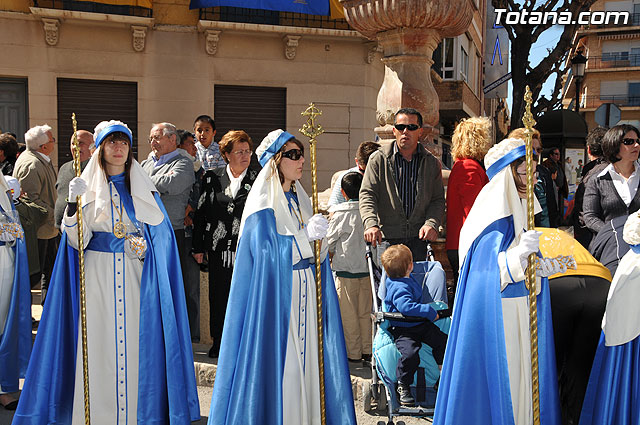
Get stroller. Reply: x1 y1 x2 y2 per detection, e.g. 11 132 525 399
361 243 451 424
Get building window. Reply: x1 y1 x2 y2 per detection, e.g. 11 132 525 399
602 51 629 61
630 82 640 106
433 38 455 80
460 46 469 82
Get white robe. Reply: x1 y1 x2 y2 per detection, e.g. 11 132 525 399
63 182 143 425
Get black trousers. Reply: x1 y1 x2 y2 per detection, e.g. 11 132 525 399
376 237 428 267
549 275 609 425
208 250 233 344
37 235 60 305
182 235 200 342
390 321 448 387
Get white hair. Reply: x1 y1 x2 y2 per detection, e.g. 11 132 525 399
93 120 130 140
24 124 52 151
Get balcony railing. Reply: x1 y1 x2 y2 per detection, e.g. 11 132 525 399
588 54 640 69
585 12 640 28
32 0 152 17
581 95 640 108
199 6 351 30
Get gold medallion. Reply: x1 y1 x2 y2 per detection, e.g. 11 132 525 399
113 221 126 239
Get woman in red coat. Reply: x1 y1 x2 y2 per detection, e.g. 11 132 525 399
445 117 493 286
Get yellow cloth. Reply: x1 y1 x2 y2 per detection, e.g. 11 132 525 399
536 227 612 282
329 0 344 19
76 0 152 8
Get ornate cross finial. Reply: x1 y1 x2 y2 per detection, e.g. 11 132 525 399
300 103 325 140
523 85 537 132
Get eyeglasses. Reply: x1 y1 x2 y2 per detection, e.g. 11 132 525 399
394 124 420 132
622 138 640 146
551 151 560 156
282 148 304 161
231 149 252 156
148 134 165 143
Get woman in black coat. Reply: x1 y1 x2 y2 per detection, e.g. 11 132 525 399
192 130 258 358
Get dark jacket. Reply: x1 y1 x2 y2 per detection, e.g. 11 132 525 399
192 166 258 254
572 159 607 248
589 215 630 277
359 142 445 240
582 167 640 234
384 275 437 328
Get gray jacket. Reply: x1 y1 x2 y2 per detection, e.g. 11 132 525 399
326 200 368 274
359 142 444 240
141 152 195 230
583 166 640 235
54 159 89 228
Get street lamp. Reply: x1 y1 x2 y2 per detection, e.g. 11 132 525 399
571 50 587 113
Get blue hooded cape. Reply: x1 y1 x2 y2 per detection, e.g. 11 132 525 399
13 193 200 424
0 197 32 393
433 216 561 425
208 208 356 425
579 333 640 424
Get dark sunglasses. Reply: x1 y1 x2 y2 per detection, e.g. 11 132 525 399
282 148 304 161
394 124 420 132
622 138 640 146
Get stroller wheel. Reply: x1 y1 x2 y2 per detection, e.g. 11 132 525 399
362 381 373 412
376 384 387 411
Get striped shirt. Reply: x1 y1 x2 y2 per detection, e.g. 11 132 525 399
393 143 421 218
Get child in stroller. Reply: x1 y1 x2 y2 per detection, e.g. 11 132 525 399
379 244 449 407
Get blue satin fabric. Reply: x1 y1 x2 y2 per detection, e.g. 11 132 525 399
86 231 125 252
0 195 32 393
209 208 356 425
13 192 199 424
579 333 640 425
486 145 526 180
433 216 561 425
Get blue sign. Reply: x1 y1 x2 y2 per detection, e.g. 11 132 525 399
190 0 329 15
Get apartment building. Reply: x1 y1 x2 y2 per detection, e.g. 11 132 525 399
563 0 640 131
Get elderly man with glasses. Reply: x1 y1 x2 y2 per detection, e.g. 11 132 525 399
141 122 195 273
360 107 445 264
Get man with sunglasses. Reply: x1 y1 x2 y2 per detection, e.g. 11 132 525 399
360 107 445 262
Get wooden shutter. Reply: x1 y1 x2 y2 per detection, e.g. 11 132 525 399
57 78 138 167
213 85 286 147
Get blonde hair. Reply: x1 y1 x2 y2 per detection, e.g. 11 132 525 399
508 127 540 143
380 244 413 279
451 117 493 161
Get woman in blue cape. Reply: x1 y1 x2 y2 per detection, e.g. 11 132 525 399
13 121 199 424
434 138 562 425
0 175 30 411
579 212 640 425
208 129 356 425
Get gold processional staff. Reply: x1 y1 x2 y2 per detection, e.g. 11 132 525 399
71 113 91 425
522 86 541 425
299 103 327 425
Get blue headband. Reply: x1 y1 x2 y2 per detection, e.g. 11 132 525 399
94 124 132 148
258 131 295 167
486 144 527 181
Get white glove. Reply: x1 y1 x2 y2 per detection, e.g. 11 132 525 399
306 213 329 241
537 257 568 277
0 225 15 242
511 230 541 272
69 177 88 201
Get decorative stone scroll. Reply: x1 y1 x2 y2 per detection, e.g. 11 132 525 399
283 35 301 60
131 25 148 52
206 30 221 55
42 18 60 46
